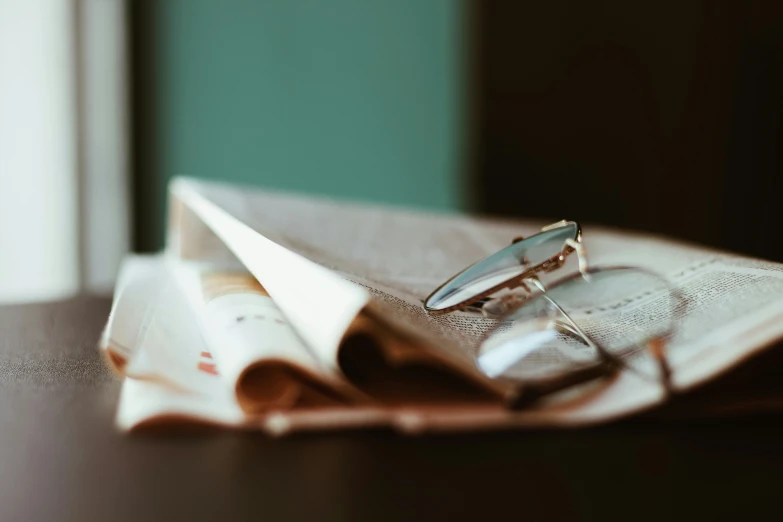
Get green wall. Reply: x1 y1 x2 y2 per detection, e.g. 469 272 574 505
138 0 464 250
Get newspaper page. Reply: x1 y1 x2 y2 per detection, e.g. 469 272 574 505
107 256 506 435
171 260 366 411
106 255 390 433
122 177 783 431
169 179 510 399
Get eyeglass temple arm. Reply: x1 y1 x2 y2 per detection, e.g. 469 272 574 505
650 289 686 395
551 297 675 395
525 276 546 292
538 295 614 365
648 337 674 395
564 238 589 275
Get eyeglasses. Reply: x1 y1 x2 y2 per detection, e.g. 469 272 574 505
424 221 686 408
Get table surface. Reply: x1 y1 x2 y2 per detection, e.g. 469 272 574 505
1 296 782 522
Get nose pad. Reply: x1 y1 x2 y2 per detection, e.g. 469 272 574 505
481 277 549 319
481 290 532 318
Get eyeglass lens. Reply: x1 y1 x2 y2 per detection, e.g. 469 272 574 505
477 267 679 390
425 223 579 311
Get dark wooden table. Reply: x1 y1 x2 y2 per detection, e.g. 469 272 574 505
1 296 781 522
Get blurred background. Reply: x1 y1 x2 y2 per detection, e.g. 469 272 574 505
1 0 782 303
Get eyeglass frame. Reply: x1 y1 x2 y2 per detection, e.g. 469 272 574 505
422 220 686 407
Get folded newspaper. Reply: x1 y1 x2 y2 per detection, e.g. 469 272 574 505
100 177 783 435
